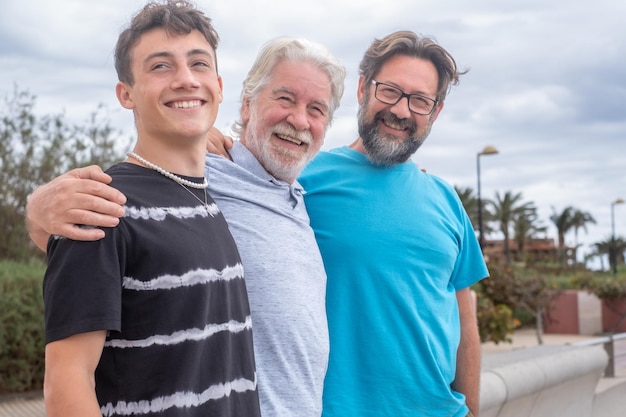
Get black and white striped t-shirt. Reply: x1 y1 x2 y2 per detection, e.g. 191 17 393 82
43 162 261 417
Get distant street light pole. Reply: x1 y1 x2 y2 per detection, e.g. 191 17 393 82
611 198 624 276
476 146 499 250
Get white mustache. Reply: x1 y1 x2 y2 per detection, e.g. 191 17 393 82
272 123 313 146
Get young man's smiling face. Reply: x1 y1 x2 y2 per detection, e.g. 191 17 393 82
116 28 223 146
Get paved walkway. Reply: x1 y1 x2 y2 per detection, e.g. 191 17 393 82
481 327 596 354
482 327 626 375
1 328 621 417
0 393 45 417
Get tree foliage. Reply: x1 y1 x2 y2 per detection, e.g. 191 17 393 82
571 209 596 246
0 260 46 393
474 290 517 344
586 237 626 273
479 263 561 344
455 186 479 228
512 207 546 260
0 85 130 260
486 191 538 264
574 273 626 332
455 185 501 243
550 206 596 266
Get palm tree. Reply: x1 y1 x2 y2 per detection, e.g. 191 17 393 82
487 191 537 264
455 185 495 238
590 237 626 272
584 249 605 271
616 237 626 272
512 210 546 262
454 186 478 229
550 206 576 266
570 209 596 262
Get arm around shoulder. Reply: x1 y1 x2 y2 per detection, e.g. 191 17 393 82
26 165 127 252
206 126 233 159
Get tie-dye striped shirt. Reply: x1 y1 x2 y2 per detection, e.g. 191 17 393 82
43 162 261 417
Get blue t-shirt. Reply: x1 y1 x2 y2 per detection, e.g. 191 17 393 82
299 147 488 417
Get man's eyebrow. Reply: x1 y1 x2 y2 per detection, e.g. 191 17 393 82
187 48 215 59
272 86 295 96
312 99 330 111
144 51 173 63
143 49 215 63
272 86 330 111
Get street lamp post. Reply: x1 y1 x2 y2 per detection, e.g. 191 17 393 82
611 198 624 276
476 145 499 250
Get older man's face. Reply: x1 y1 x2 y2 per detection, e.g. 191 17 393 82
241 59 332 183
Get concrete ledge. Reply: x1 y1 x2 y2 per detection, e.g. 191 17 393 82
478 371 507 417
480 345 608 417
592 377 626 417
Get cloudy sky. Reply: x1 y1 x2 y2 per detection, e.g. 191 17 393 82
1 0 625 267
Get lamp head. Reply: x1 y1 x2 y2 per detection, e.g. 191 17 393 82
479 145 498 156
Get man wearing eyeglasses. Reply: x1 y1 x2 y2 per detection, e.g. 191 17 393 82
299 31 488 417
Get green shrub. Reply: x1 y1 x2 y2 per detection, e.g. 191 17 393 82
573 273 626 301
0 260 46 394
475 263 568 343
475 292 517 344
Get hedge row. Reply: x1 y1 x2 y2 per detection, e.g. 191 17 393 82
0 260 46 394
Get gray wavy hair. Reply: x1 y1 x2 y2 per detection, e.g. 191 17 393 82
232 37 346 135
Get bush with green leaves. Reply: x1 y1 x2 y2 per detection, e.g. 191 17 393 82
573 273 626 332
0 85 130 261
0 260 46 394
475 291 516 344
476 263 562 344
573 273 626 301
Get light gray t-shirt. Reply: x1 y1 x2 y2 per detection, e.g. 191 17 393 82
205 142 328 417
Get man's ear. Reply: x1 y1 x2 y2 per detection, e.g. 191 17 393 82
217 75 224 104
241 97 251 124
116 82 134 110
356 75 367 105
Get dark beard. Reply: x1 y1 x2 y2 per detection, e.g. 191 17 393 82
357 103 430 167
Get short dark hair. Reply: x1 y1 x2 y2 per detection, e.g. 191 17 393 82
114 0 219 85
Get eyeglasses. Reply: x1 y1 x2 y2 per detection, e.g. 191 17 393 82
371 80 438 116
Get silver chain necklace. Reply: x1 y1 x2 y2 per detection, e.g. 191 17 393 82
127 151 208 189
176 182 214 215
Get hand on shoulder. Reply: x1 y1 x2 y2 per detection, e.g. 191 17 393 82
26 165 127 251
